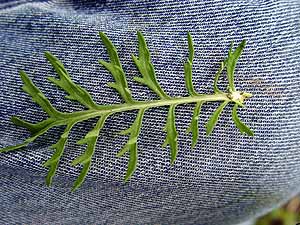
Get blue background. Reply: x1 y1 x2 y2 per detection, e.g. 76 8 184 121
0 0 299 224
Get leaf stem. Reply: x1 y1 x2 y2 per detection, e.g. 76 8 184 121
60 93 231 122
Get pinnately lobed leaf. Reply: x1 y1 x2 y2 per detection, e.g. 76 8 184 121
0 31 254 191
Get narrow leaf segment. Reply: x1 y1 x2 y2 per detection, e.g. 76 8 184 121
184 32 198 96
45 52 98 109
44 122 75 187
206 101 230 135
227 40 246 91
71 114 109 191
99 32 133 103
117 108 145 181
186 101 204 149
232 104 254 136
162 104 178 164
132 31 169 99
0 32 254 191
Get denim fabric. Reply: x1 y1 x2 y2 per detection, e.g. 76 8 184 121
0 0 299 224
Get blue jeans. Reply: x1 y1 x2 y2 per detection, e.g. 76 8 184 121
0 0 299 224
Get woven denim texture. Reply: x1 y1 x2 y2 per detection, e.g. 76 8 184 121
0 0 299 224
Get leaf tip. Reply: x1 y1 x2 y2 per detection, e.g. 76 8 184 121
71 182 81 192
241 39 247 47
19 70 27 80
161 140 168 148
116 146 128 157
137 30 143 38
11 116 21 124
71 186 78 192
71 160 79 167
248 130 254 136
98 31 106 39
170 160 175 165
43 160 51 168
191 142 197 150
98 59 105 65
205 129 211 136
45 174 53 187
124 172 134 183
44 51 51 58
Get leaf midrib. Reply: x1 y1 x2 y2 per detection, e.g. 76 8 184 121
61 93 230 121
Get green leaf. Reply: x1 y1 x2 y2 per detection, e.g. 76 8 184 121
45 52 98 109
227 40 246 91
0 142 29 153
72 115 109 166
117 108 145 181
206 101 229 135
99 32 133 103
71 114 109 191
99 32 122 68
162 104 178 164
186 101 204 148
232 104 254 136
20 71 61 118
132 31 169 99
0 33 254 191
44 122 75 186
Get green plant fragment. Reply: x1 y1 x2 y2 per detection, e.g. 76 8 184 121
184 61 196 96
132 31 169 99
0 32 254 190
213 61 226 94
184 32 198 96
206 101 230 135
117 108 145 181
71 114 109 191
11 116 48 135
162 104 178 164
44 122 75 186
72 160 91 192
187 101 204 149
99 32 133 103
227 40 246 91
0 71 67 154
0 117 62 153
20 70 62 118
45 52 98 109
187 32 194 63
232 104 254 136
